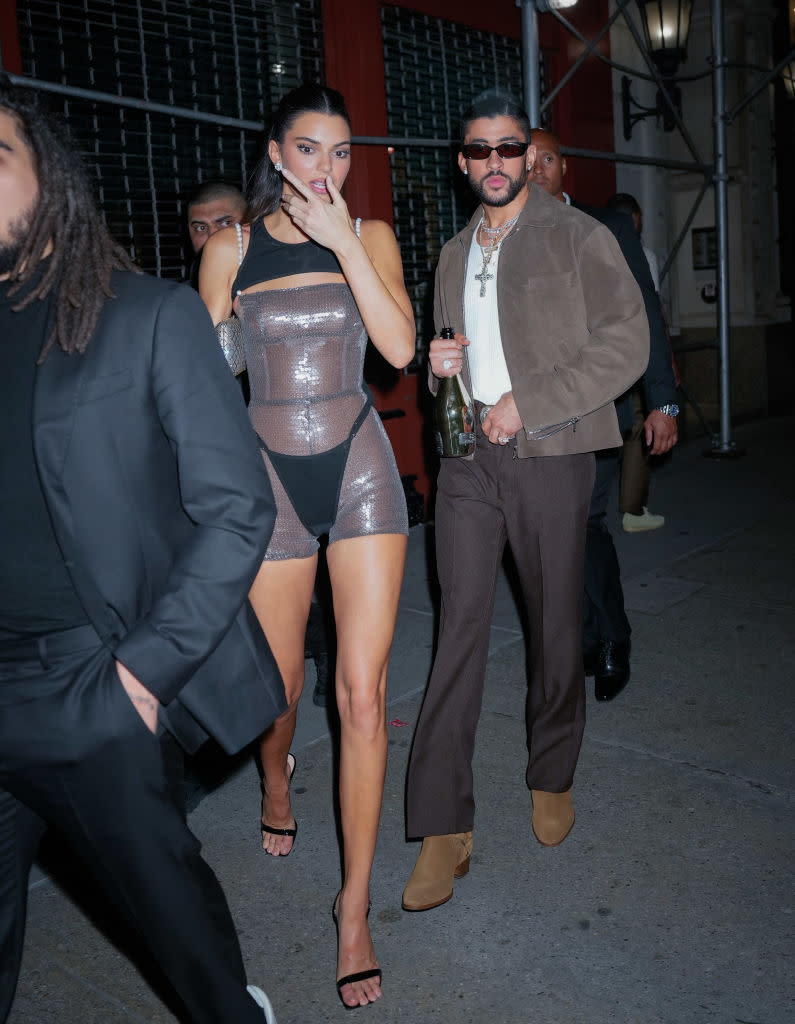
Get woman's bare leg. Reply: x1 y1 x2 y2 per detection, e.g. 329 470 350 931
326 532 407 1007
249 554 318 856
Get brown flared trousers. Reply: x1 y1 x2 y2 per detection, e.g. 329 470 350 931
406 436 594 838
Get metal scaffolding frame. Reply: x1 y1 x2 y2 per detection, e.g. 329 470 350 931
4 2 530 358
518 0 793 456
6 3 792 453
4 0 326 278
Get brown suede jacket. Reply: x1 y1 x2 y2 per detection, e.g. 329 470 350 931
431 183 650 458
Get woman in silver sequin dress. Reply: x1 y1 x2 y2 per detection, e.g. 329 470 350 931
200 86 414 1009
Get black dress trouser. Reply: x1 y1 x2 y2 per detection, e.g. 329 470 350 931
582 449 632 653
0 628 263 1024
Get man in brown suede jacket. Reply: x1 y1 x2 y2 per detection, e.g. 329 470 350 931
402 93 649 913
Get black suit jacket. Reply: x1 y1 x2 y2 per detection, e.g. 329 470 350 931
32 270 286 754
572 202 677 431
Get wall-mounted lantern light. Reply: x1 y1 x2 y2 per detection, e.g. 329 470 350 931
622 0 694 140
531 0 578 11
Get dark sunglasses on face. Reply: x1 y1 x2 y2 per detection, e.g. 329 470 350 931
461 141 529 160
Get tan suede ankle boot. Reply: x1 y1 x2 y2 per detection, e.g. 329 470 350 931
531 788 575 846
402 831 473 911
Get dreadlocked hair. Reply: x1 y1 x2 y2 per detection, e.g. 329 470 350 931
0 75 139 363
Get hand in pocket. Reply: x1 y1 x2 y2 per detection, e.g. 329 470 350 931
115 660 160 734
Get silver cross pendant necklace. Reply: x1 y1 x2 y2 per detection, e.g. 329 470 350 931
475 213 519 298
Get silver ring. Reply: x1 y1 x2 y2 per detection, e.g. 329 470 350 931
498 435 509 445
442 358 453 371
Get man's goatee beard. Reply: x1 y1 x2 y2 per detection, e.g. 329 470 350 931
0 203 35 277
469 168 528 209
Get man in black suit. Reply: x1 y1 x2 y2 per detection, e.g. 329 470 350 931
530 129 679 701
0 78 282 1022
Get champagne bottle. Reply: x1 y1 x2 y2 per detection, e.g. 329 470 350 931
434 328 475 457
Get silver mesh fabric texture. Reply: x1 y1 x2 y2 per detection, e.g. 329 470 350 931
237 282 408 560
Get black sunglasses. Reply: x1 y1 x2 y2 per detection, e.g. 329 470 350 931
461 142 529 161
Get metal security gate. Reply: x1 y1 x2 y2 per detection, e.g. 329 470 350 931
14 0 325 278
10 0 548 356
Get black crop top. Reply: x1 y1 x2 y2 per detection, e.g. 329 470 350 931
232 218 344 296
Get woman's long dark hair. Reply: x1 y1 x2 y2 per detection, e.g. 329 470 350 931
0 75 137 362
245 84 351 222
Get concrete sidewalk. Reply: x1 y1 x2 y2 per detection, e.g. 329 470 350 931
10 415 794 1024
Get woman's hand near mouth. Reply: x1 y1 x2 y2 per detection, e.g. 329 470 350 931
279 166 356 253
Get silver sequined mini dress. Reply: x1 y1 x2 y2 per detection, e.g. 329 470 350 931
236 282 408 560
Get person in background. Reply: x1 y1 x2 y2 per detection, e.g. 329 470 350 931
607 191 660 290
187 180 247 253
531 129 678 702
181 181 259 812
0 76 282 1024
605 191 674 534
186 180 246 288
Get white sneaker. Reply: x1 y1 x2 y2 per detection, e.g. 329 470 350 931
622 507 665 532
247 985 277 1024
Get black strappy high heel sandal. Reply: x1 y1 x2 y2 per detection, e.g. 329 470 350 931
260 752 297 856
332 894 381 1008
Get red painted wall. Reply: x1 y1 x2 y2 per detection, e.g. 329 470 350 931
322 0 395 225
0 0 22 73
547 2 617 205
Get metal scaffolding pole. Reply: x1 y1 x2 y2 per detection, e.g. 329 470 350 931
542 1 628 113
519 0 542 126
711 0 735 456
724 44 795 124
513 2 792 456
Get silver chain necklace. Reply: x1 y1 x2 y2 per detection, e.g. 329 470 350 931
479 211 520 238
474 214 518 298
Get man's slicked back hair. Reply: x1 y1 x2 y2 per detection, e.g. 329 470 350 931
459 91 531 146
0 74 137 362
